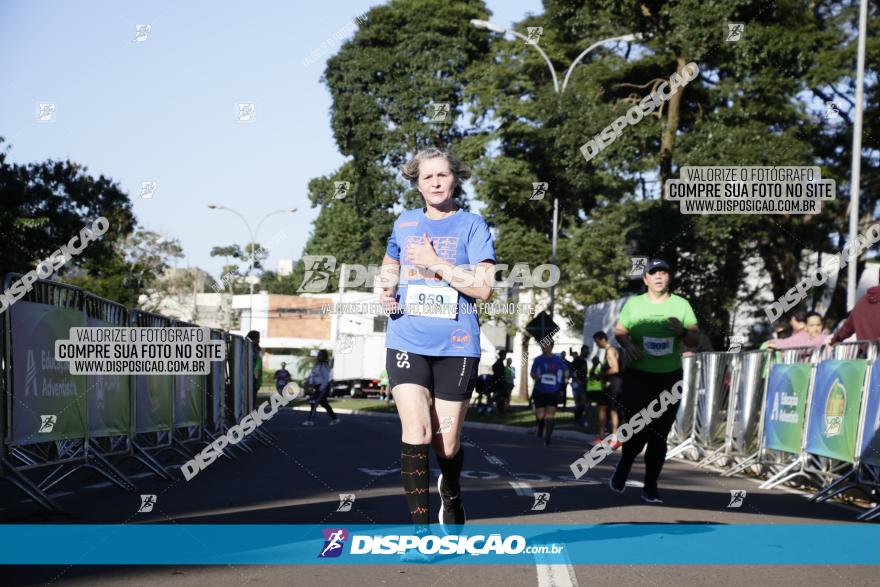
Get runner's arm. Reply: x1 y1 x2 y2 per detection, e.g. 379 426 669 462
379 254 401 310
613 322 641 361
605 347 620 376
427 259 495 301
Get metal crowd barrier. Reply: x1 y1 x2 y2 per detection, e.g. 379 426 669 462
0 274 281 512
666 354 700 460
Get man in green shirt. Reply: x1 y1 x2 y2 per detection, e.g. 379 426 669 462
610 259 700 504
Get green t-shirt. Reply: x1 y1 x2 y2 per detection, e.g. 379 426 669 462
618 293 698 373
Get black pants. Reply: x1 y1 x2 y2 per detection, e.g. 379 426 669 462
308 388 337 420
614 368 682 491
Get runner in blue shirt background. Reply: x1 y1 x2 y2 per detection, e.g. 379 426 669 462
377 147 495 550
530 339 570 446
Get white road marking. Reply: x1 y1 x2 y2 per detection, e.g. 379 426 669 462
485 455 505 465
509 481 533 496
535 546 578 587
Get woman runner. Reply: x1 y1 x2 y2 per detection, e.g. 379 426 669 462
378 147 496 543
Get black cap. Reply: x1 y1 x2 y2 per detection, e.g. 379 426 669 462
645 259 670 274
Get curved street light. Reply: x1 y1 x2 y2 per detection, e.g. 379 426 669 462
207 204 298 332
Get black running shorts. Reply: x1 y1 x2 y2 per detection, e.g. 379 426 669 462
386 348 479 402
597 375 624 407
532 390 562 408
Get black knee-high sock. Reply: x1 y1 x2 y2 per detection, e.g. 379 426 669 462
436 447 464 496
400 442 430 525
545 417 555 439
536 417 545 436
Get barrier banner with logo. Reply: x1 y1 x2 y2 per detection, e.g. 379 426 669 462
762 362 812 454
860 358 880 466
805 360 868 463
10 302 87 445
173 373 204 428
86 316 131 438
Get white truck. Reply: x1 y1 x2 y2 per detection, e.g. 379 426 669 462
330 331 387 398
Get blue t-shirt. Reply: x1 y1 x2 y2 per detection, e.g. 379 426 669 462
384 208 495 357
530 353 569 394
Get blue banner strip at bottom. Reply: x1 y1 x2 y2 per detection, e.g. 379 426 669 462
1 524 878 565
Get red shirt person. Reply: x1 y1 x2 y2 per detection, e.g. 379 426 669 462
830 285 880 344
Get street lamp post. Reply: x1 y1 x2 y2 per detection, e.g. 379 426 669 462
471 19 640 317
207 205 297 332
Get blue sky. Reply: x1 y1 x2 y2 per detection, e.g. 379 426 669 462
1 0 543 280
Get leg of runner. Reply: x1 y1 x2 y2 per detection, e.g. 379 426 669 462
640 370 682 502
609 368 650 491
431 398 469 529
535 406 546 438
543 404 556 446
392 383 433 530
320 394 339 425
596 405 607 444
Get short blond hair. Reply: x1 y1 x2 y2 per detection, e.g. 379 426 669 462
400 148 471 198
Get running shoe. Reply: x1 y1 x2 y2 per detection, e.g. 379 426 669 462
400 527 433 563
641 488 664 504
590 436 604 446
329 418 341 426
544 437 551 447
400 548 433 563
611 440 623 450
302 420 315 427
608 473 626 494
438 474 466 530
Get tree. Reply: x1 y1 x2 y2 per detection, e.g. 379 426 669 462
465 0 878 342
297 0 494 292
0 137 136 285
66 229 184 308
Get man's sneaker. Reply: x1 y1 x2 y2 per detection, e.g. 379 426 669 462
641 488 664 504
590 436 604 446
608 474 626 494
302 420 315 427
329 418 341 426
437 474 466 532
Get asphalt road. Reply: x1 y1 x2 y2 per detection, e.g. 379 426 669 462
1 402 876 586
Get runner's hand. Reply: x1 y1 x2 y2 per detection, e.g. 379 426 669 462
667 317 685 336
380 287 399 314
412 233 441 269
624 343 641 362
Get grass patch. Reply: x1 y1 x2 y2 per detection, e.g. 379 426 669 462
321 397 597 435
